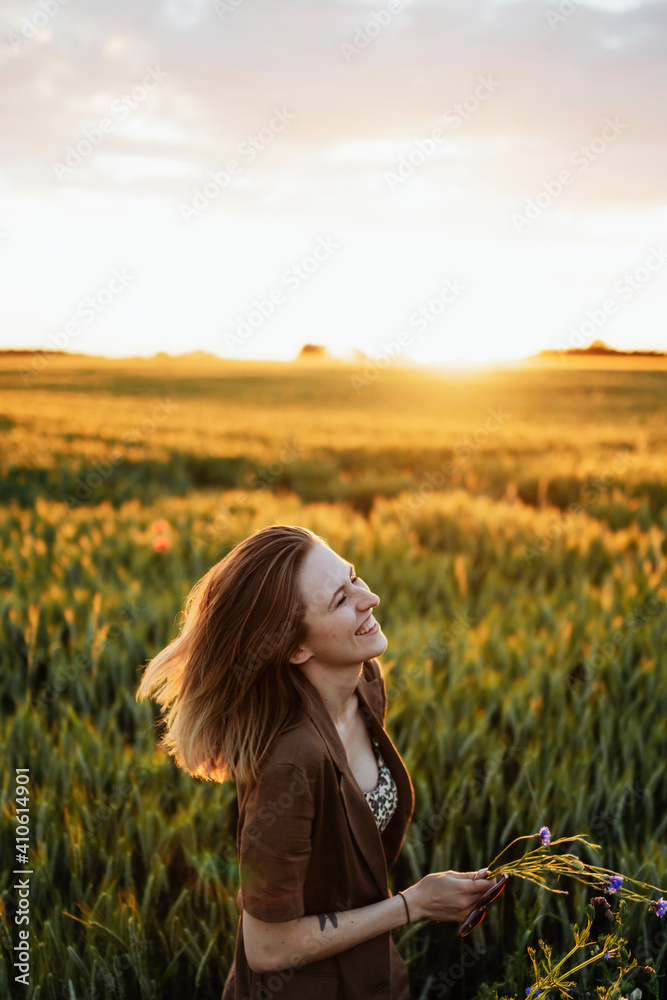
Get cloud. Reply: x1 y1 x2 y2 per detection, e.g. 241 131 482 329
1 0 665 228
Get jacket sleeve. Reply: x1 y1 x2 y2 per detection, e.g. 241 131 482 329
238 757 315 922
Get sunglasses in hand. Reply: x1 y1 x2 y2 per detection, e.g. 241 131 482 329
457 874 509 937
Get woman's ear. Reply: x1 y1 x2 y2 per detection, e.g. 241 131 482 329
288 645 309 666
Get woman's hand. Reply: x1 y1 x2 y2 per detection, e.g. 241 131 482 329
402 869 497 923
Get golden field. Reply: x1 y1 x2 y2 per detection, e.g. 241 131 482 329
1 352 666 999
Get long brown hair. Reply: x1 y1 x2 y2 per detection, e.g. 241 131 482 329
135 523 325 785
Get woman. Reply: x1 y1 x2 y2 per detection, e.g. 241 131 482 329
136 524 495 999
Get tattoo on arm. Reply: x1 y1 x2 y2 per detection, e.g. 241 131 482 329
317 912 339 931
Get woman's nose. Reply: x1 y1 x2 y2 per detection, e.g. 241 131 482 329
359 587 379 607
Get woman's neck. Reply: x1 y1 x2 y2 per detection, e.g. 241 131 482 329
299 661 364 727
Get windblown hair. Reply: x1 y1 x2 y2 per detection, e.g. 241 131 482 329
135 524 326 786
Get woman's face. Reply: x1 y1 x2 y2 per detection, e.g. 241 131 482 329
289 543 387 671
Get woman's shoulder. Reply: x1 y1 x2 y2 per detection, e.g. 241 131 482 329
261 715 326 773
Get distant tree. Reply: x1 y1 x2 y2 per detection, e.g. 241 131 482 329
296 343 331 360
537 340 665 359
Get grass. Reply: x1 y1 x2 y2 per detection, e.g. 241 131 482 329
0 353 666 999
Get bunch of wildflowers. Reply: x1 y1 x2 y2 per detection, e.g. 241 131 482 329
522 900 641 1000
479 826 663 997
485 826 667 917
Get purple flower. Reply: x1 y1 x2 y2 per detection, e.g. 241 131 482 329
604 951 613 960
652 898 667 918
539 826 551 846
525 990 543 997
604 875 624 894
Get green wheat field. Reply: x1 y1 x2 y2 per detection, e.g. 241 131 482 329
1 352 666 1000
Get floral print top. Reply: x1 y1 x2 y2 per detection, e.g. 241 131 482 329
362 732 398 833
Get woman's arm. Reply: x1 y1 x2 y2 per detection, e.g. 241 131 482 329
242 869 494 974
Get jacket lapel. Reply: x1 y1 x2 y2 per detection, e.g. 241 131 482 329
359 690 415 872
309 678 394 896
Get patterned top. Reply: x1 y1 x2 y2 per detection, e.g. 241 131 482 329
362 733 399 834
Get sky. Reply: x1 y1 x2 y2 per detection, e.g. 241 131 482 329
1 0 666 365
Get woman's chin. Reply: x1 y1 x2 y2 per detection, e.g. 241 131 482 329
368 633 388 656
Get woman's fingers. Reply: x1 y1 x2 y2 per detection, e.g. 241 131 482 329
419 870 503 922
449 869 496 890
447 869 492 881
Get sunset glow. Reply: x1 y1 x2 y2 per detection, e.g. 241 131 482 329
1 0 666 365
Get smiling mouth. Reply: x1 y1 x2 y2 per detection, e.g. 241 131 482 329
355 613 378 636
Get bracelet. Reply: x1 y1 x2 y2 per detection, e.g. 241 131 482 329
397 891 411 925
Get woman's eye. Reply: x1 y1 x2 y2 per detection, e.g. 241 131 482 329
337 575 359 606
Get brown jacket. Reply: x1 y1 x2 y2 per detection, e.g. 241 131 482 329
221 657 416 1000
